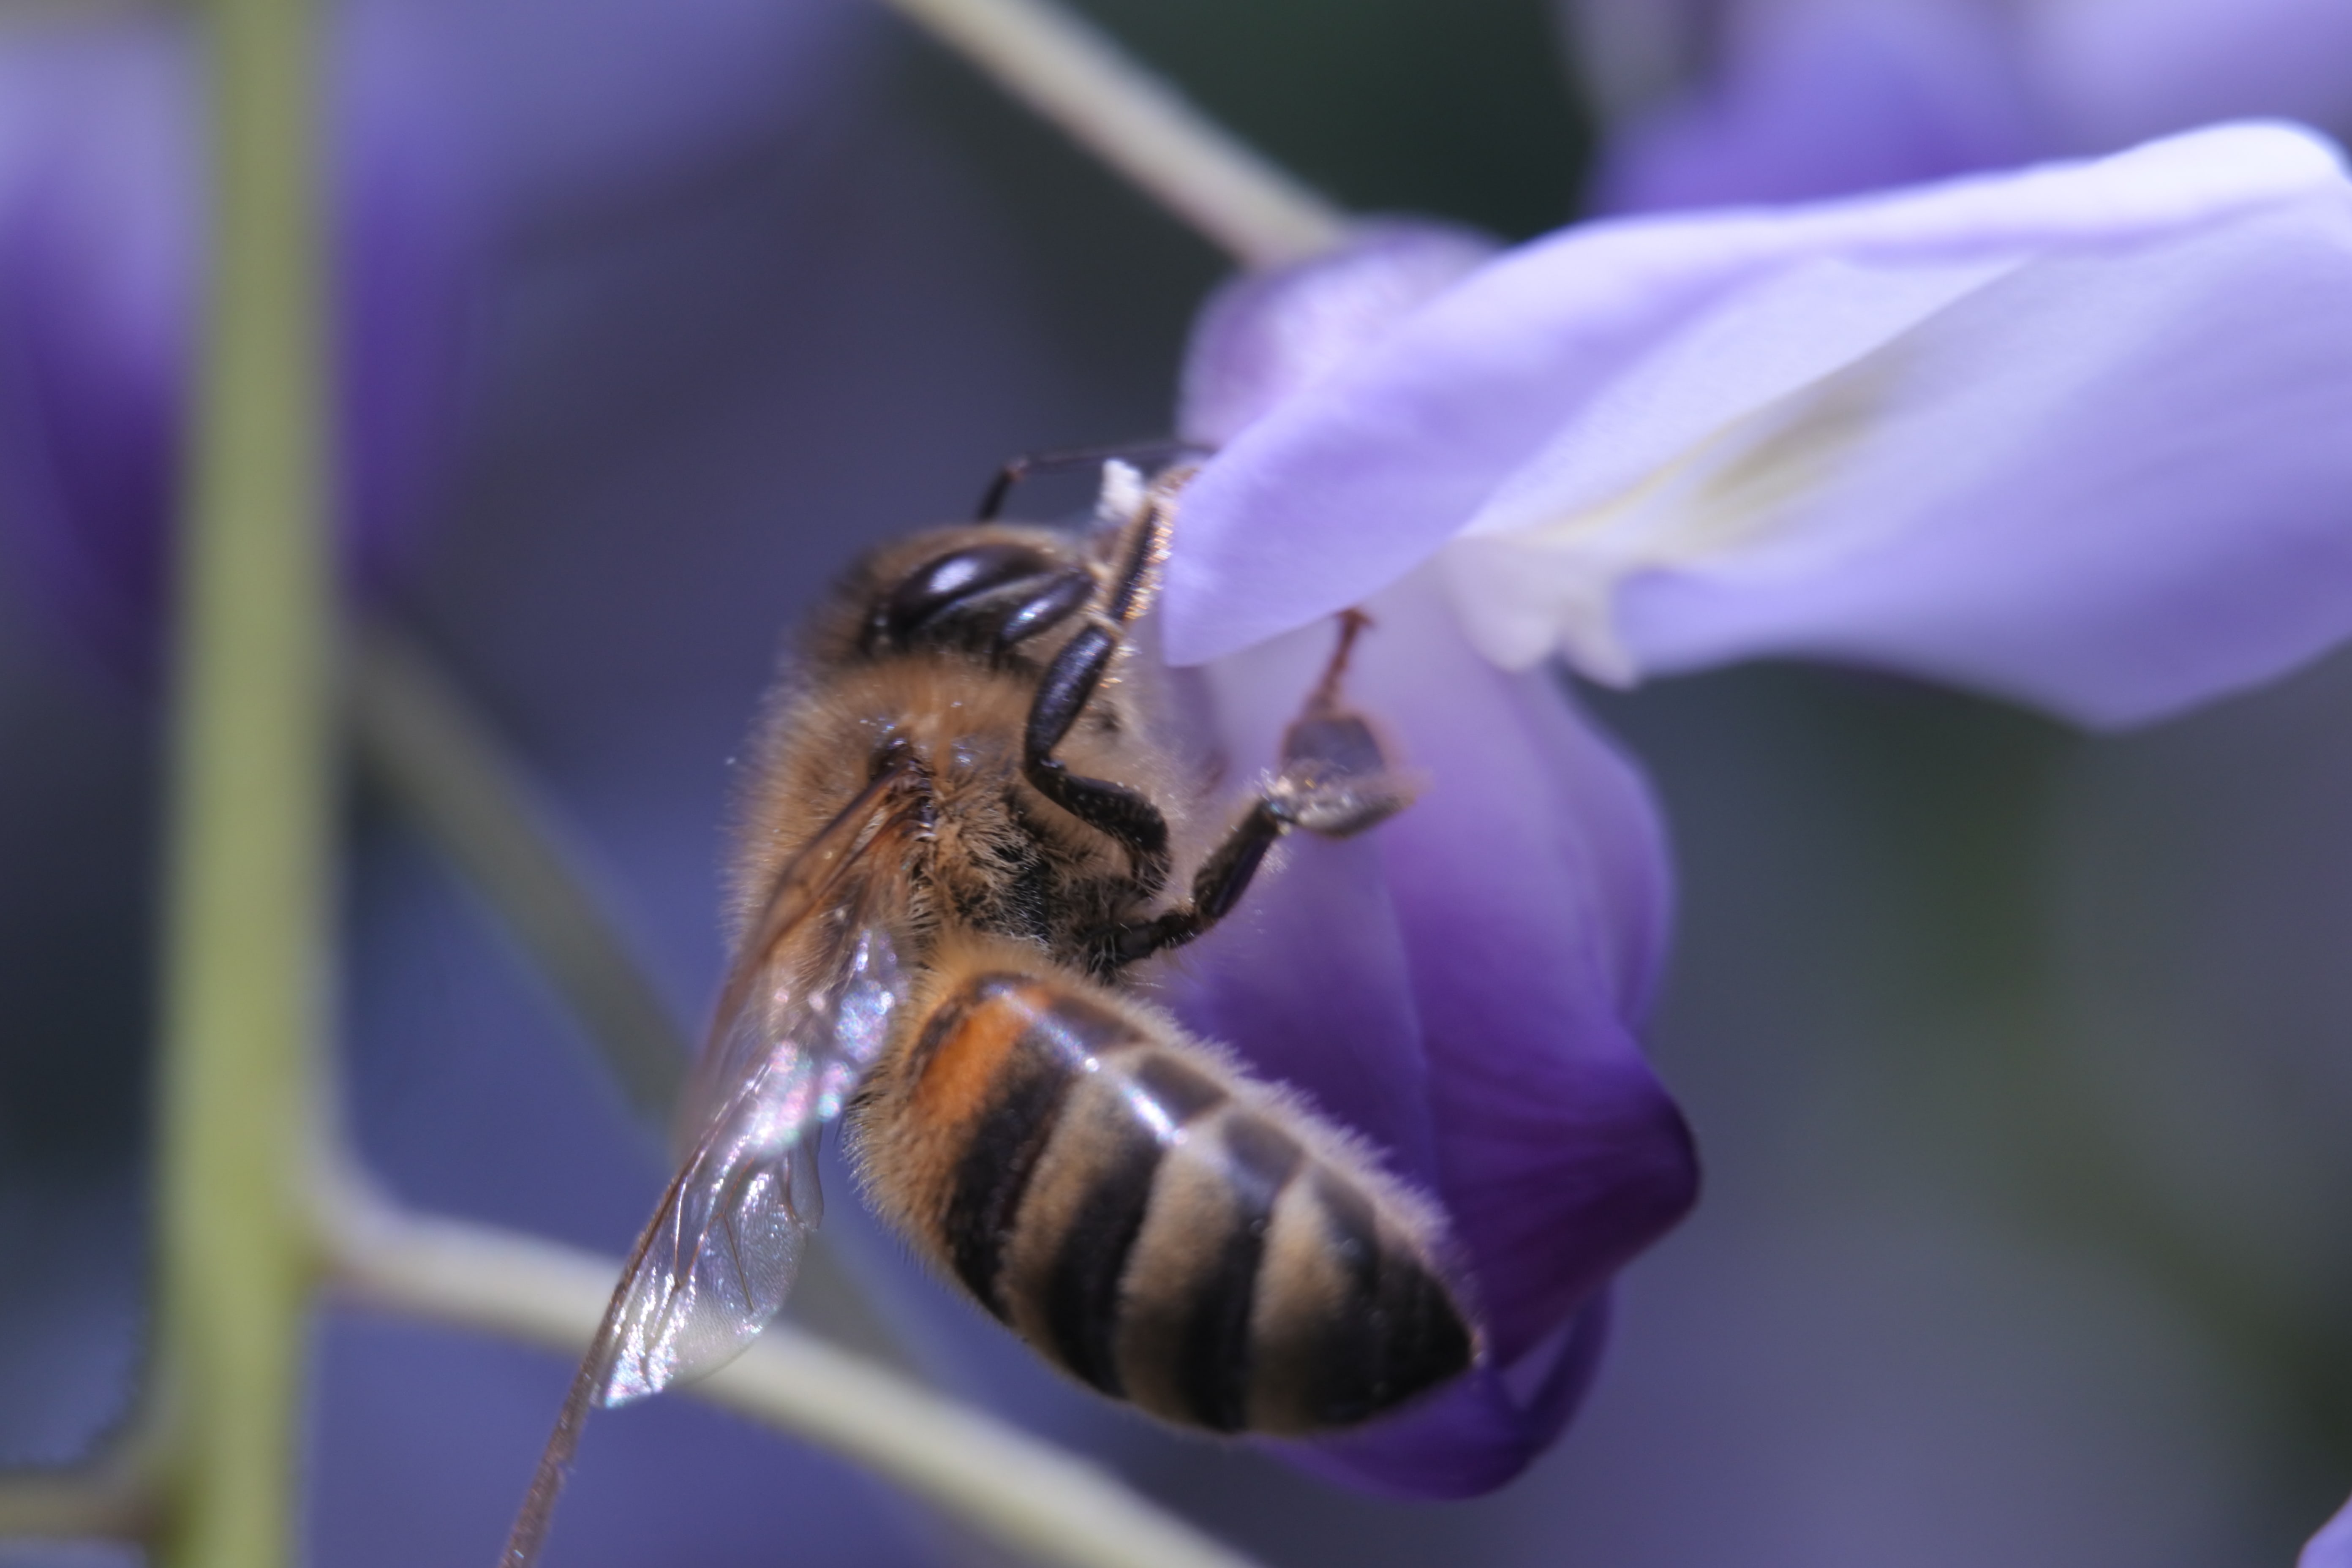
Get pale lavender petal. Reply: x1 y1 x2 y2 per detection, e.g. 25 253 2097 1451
1164 124 2352 732
2304 1490 2352 1568
1178 221 1495 448
1593 0 2041 213
1171 575 1693 1494
1588 190 2352 726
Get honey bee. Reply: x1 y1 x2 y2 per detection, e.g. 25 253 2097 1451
501 460 1477 1566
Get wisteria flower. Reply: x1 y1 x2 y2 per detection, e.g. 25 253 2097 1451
1161 120 2352 1497
0 7 476 674
1576 0 2352 210
2308 1490 2352 1568
0 0 855 675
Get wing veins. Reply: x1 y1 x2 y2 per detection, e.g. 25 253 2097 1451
498 754 928 1568
700 760 923 1092
500 1159 693 1568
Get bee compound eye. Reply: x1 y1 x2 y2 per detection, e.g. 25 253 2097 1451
884 544 1060 645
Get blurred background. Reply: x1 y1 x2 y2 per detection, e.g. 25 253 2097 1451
3 0 2351 1563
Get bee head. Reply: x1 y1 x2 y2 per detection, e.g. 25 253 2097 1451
849 526 1095 660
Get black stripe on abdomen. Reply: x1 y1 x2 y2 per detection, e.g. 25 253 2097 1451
1302 1173 1474 1426
944 1047 1078 1315
1041 1111 1165 1394
1177 1112 1303 1431
1037 1048 1229 1396
936 977 1130 1315
1040 1048 1241 1391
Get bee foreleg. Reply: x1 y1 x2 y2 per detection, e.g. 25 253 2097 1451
975 439 1199 521
1025 621 1176 886
1020 471 1192 886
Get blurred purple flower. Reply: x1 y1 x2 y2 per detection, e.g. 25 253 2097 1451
1578 0 2352 211
2307 1490 2352 1567
0 0 858 675
1163 120 2352 1496
0 7 476 674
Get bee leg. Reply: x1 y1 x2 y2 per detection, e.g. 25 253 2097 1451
976 438 1201 521
1093 800 1286 969
1021 470 1190 888
1093 612 1416 970
1262 610 1418 839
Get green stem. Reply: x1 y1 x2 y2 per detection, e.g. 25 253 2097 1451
151 0 331 1558
350 622 689 1125
349 625 935 1374
0 1463 153 1541
879 0 1350 266
312 1168 1265 1568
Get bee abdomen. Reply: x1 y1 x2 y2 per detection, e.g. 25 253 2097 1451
887 969 1475 1435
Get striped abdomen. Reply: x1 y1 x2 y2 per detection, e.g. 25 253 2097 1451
853 968 1475 1434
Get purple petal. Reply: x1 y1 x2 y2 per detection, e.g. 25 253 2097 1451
1166 124 2352 727
1169 828 1443 1192
401 0 868 222
1590 0 2352 213
0 26 195 671
1593 0 2042 213
1168 574 1695 1495
2026 0 2352 152
0 9 483 674
1559 0 1720 125
1274 1293 1614 1499
336 0 489 602
2305 1490 2352 1568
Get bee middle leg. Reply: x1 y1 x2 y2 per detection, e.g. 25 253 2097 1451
1092 611 1416 971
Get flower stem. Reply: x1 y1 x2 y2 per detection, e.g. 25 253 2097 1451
150 0 332 1557
348 623 942 1377
313 1168 1264 1568
0 1462 153 1541
879 0 1351 266
349 621 689 1127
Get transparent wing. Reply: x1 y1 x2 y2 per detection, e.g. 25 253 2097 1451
600 874 910 1403
608 755 924 1404
501 757 924 1568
